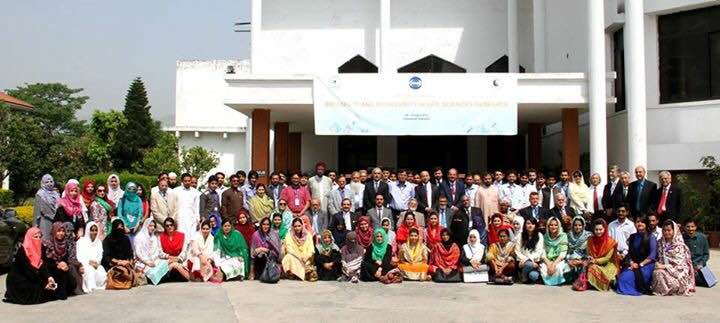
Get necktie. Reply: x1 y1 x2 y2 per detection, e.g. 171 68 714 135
636 180 644 210
657 188 669 214
593 188 599 211
340 189 345 200
374 182 379 191
377 207 382 217
533 206 538 219
451 182 456 199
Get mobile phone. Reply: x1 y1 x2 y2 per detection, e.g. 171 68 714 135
48 282 57 290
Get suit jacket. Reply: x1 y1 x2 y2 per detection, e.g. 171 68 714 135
540 187 552 208
326 187 353 216
546 205 574 221
150 189 178 232
652 185 682 221
221 188 245 222
415 182 441 213
267 184 286 208
304 209 329 234
367 206 393 230
519 205 548 221
602 180 623 209
329 211 360 231
440 180 465 207
627 179 657 215
363 181 392 212
461 207 488 245
199 190 221 221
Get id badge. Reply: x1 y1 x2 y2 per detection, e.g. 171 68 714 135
294 197 301 206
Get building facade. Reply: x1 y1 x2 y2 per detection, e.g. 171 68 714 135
168 0 720 183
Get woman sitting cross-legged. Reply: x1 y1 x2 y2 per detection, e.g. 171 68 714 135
250 217 283 280
515 217 545 284
652 220 695 296
541 217 570 286
360 228 401 284
429 228 462 283
159 218 191 282
42 222 83 299
461 229 489 283
485 228 517 284
315 229 342 281
340 232 364 283
3 228 61 304
188 220 220 282
397 227 430 281
616 214 656 296
282 217 318 281
214 218 251 281
102 219 136 289
76 221 106 292
134 218 173 285
583 219 620 292
565 216 591 283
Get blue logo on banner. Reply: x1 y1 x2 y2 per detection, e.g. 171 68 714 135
409 76 422 89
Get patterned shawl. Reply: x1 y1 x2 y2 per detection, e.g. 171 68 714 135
35 174 59 217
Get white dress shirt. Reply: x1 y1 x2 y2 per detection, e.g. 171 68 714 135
608 218 637 257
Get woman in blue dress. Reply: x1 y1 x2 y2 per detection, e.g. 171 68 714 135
616 214 656 296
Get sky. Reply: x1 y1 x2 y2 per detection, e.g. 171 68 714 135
0 0 250 124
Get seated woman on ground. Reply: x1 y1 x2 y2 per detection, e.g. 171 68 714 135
397 228 430 281
486 228 517 284
541 217 570 286
77 221 106 292
281 217 317 281
430 228 462 283
3 228 61 305
583 219 619 292
565 216 591 283
355 216 374 249
616 215 656 296
271 212 288 241
515 217 545 284
159 218 191 282
395 212 421 246
188 220 219 282
381 217 397 262
340 232 364 283
652 220 695 296
488 213 513 246
42 222 83 299
361 228 401 284
102 219 135 289
424 212 443 248
214 218 251 281
461 229 489 283
134 218 173 285
315 229 342 281
250 217 282 280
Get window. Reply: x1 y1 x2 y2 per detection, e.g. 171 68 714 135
659 5 720 103
398 54 467 73
338 55 378 73
484 55 526 73
613 28 626 111
338 137 377 174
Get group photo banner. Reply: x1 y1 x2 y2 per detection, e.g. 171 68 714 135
313 74 518 136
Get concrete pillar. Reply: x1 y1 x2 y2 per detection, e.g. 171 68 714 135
250 0 262 73
380 0 392 74
624 0 648 170
251 109 270 184
507 0 519 73
588 0 608 184
288 132 302 174
532 0 547 72
528 123 544 169
562 109 580 171
273 122 289 173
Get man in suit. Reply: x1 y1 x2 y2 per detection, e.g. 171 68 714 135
415 170 441 215
602 165 623 219
221 174 245 224
267 172 286 209
398 198 426 228
627 165 657 217
150 179 178 232
329 198 359 231
432 167 444 188
326 175 353 216
363 167 392 213
459 195 486 245
434 196 452 228
304 198 329 236
540 173 559 209
440 168 465 209
519 192 548 222
367 194 393 230
199 175 221 223
588 173 605 220
653 170 682 221
547 193 575 232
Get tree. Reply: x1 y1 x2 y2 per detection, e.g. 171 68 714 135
0 104 47 200
6 83 88 136
180 146 219 183
134 132 182 175
87 110 127 171
112 77 160 170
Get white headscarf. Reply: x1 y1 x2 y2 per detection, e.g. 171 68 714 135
190 229 215 258
463 229 485 262
107 174 124 204
512 217 524 243
76 221 103 266
133 218 162 262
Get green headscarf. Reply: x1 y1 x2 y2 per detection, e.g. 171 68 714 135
271 213 288 240
214 228 250 275
543 217 568 261
371 228 389 262
118 182 142 230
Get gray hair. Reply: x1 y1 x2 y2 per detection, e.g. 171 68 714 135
659 170 672 178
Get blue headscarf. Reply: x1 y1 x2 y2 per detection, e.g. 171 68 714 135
118 182 143 230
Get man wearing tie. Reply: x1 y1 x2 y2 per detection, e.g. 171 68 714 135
267 172 286 209
519 192 548 222
588 173 605 221
548 193 574 232
440 168 465 209
388 169 416 223
602 165 622 220
329 198 359 231
363 167 392 213
326 175 353 216
435 196 451 228
432 167 445 188
304 198 329 236
627 165 657 217
367 194 393 230
653 171 682 222
415 170 440 216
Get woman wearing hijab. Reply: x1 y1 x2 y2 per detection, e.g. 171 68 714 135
355 216 374 249
57 181 85 234
330 218 349 247
568 170 590 216
584 219 620 291
3 228 59 304
511 216 523 244
282 218 317 281
315 229 342 281
340 232 364 283
34 174 60 238
652 221 695 296
134 218 171 285
250 217 282 280
274 198 294 234
380 217 397 256
461 229 489 283
235 212 256 248
515 217 545 284
486 228 516 284
76 221 106 292
397 228 430 281
271 212 288 241
102 219 135 289
214 218 250 281
95 184 115 235
159 217 191 281
429 229 461 283
248 184 275 223
566 216 591 283
488 213 514 245
41 222 81 299
81 180 109 240
395 212 421 246
617 215 657 296
118 182 144 238
424 212 443 248
106 174 124 205
188 220 217 282
541 217 570 286
361 228 401 283
450 207 470 246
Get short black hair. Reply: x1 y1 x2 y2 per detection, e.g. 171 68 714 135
207 175 218 183
215 172 226 178
158 172 168 179
684 219 697 226
236 170 247 177
229 174 239 181
248 170 258 179
181 173 192 180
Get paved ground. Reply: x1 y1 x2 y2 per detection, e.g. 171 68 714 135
1 251 719 323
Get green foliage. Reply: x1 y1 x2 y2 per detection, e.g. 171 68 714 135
112 78 160 170
133 132 181 175
180 146 219 182
86 110 128 171
676 156 720 231
80 173 157 195
6 83 87 136
0 189 14 207
12 206 34 226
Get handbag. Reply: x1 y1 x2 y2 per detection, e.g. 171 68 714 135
572 270 589 291
701 266 717 288
106 264 135 290
259 256 280 284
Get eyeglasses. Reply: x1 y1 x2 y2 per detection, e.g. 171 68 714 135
279 202 287 205
97 189 105 193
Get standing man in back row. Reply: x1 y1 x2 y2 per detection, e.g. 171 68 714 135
363 167 392 213
627 165 656 217
308 161 333 214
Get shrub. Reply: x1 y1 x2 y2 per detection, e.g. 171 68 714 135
0 189 13 207
79 172 156 195
12 205 34 226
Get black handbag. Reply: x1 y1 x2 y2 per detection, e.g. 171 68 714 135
259 256 280 284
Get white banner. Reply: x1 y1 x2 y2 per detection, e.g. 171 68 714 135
313 74 517 136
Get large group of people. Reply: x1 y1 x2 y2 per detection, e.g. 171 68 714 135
3 162 713 305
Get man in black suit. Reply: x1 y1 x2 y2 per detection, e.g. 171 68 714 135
602 165 623 219
652 170 682 221
547 193 575 232
432 166 444 188
519 192 548 221
363 167 392 213
329 198 359 231
627 166 657 217
440 168 465 209
540 173 558 209
415 170 440 215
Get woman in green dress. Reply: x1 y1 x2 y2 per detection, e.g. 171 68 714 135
213 219 250 280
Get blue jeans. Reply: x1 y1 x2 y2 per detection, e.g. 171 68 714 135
522 260 540 283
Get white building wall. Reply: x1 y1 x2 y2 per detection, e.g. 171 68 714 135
177 132 248 179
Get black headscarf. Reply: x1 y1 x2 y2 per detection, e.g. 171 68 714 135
103 219 133 265
441 228 454 250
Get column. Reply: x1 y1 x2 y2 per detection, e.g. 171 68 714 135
251 109 270 184
588 0 608 183
379 0 392 74
533 0 547 72
273 122 289 173
288 132 302 174
562 109 580 171
624 0 647 169
528 123 544 169
507 0 519 73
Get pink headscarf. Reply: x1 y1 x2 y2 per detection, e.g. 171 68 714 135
58 182 83 217
23 227 43 269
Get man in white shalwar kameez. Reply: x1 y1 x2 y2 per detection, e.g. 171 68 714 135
173 173 201 235
308 161 333 213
